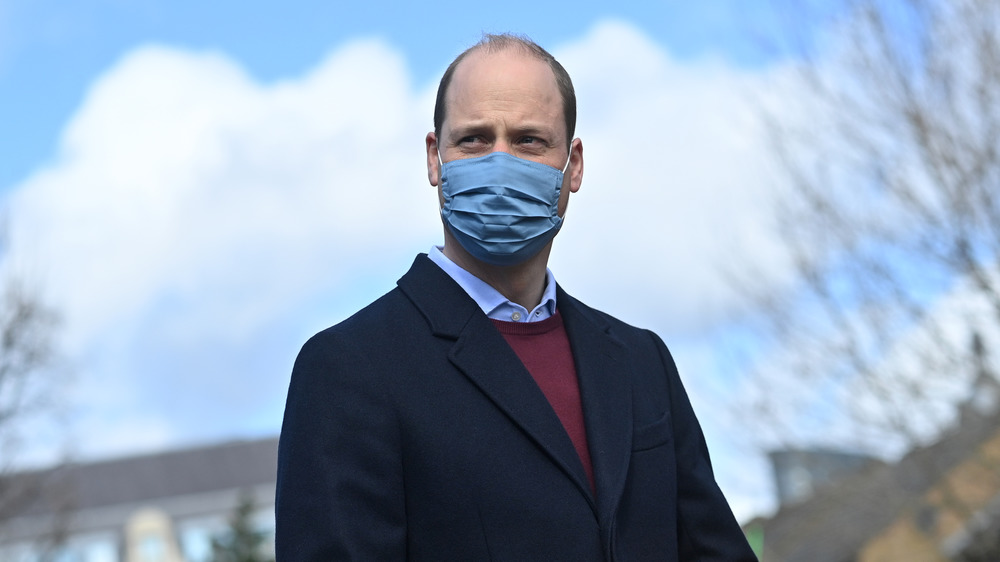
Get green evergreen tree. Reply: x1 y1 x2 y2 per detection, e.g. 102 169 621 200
211 490 274 562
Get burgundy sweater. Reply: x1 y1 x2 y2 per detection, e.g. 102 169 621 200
492 311 595 491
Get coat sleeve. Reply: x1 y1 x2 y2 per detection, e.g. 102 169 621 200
648 331 758 561
275 330 406 560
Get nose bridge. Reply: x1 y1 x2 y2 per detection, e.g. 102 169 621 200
492 137 513 155
492 120 516 156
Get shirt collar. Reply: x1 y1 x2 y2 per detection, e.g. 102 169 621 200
427 246 557 322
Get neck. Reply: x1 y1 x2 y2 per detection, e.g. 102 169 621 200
442 232 551 310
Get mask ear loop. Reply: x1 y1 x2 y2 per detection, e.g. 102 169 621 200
561 142 574 174
437 146 445 183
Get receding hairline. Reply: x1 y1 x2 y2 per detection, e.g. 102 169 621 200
433 33 577 148
465 33 551 60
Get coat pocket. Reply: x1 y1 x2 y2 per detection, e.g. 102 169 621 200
631 412 672 452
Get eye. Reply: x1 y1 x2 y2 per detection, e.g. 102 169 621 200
516 136 550 155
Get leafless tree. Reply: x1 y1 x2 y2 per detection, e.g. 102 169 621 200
0 262 69 560
0 276 61 519
739 0 1000 559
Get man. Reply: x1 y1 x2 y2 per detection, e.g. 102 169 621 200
276 34 756 561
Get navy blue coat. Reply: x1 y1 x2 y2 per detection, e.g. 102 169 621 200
276 254 756 561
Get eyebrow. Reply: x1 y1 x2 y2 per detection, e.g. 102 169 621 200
448 122 559 141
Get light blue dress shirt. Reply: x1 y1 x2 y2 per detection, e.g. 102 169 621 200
427 246 557 323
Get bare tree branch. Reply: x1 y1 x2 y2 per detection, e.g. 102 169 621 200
741 0 1000 557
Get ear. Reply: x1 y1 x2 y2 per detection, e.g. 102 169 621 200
426 132 441 186
567 138 584 193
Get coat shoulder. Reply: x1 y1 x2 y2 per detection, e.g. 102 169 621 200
557 289 666 351
312 287 413 342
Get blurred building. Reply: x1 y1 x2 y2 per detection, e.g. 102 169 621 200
747 396 1000 561
769 448 877 507
0 437 277 562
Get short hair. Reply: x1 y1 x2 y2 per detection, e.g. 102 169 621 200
433 34 577 149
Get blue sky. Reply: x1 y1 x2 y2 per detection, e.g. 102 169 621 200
0 0 810 520
0 0 788 191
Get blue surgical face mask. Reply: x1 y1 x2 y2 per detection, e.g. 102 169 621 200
439 150 571 266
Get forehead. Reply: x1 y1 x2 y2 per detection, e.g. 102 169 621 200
445 49 563 130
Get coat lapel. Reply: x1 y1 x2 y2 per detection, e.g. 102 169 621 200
397 255 596 509
448 319 596 505
557 288 634 529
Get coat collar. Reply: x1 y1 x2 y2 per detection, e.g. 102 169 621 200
397 254 633 527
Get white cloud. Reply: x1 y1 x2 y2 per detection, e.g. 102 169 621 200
3 22 792 515
5 38 442 460
12 40 439 352
550 21 791 335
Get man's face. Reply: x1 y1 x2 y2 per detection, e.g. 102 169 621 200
426 49 583 218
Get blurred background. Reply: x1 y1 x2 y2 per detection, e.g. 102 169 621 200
2 0 999 560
